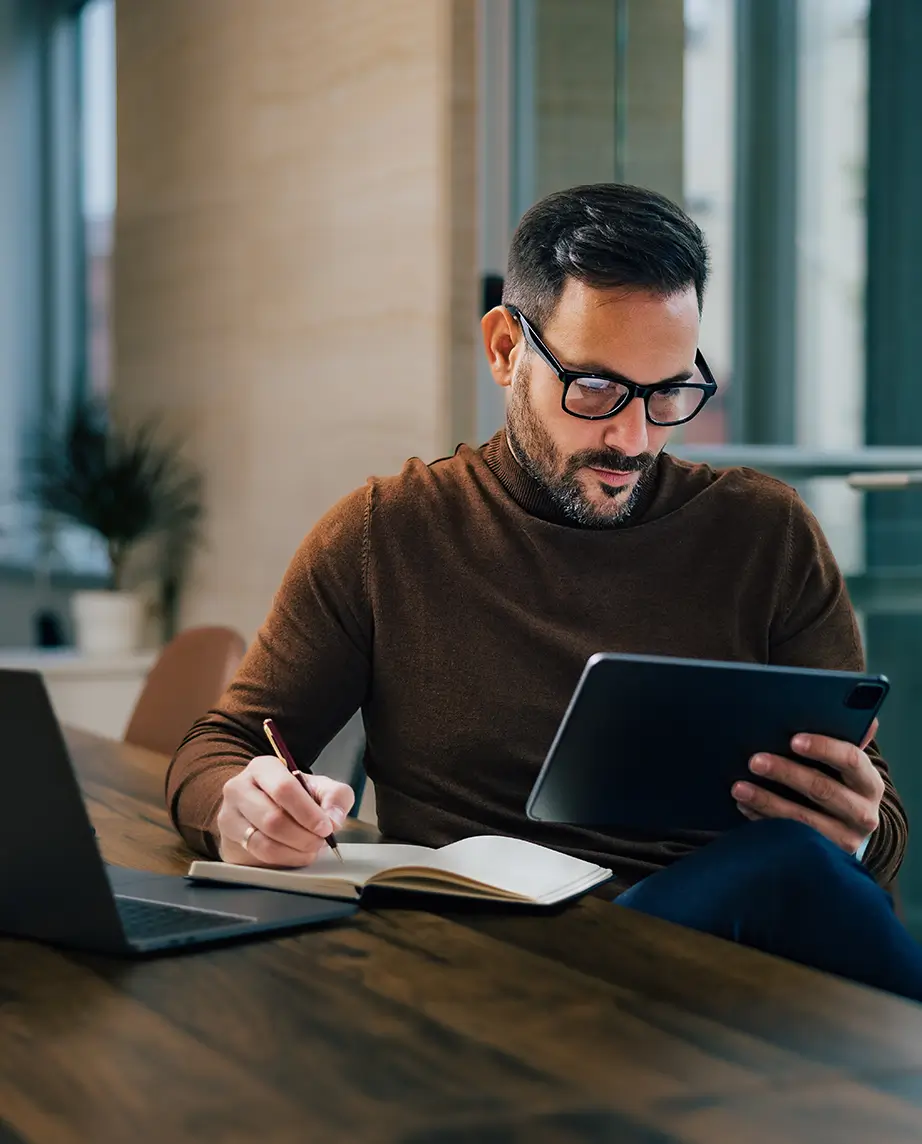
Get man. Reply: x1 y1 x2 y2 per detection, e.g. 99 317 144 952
168 184 922 999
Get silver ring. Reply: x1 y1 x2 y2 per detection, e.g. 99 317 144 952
241 824 257 852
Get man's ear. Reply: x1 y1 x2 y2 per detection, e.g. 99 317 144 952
481 306 520 390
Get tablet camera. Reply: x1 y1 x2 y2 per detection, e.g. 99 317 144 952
845 683 885 711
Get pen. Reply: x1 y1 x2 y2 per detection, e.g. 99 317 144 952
263 717 343 862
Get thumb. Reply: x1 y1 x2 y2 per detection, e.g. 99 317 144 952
310 775 355 827
860 717 880 752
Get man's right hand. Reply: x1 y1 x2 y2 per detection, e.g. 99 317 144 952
216 754 355 867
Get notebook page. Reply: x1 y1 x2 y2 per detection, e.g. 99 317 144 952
381 835 607 900
188 843 436 896
531 869 611 905
306 843 435 886
188 838 610 901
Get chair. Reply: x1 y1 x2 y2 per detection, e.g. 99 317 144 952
123 625 247 757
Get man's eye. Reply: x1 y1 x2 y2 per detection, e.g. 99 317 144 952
576 377 617 393
656 386 682 398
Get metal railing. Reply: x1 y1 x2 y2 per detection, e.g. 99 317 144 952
671 445 922 612
672 445 922 481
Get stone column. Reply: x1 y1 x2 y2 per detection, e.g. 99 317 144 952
114 0 477 637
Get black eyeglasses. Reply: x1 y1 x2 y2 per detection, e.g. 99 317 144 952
505 304 718 426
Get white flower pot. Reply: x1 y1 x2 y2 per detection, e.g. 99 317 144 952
71 590 144 655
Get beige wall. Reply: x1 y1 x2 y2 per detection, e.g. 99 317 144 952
115 0 477 640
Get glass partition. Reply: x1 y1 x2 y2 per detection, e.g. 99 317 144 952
479 0 922 934
80 0 116 401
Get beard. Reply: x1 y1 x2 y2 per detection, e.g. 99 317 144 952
505 360 658 529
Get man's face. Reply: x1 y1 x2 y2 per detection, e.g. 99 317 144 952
482 279 701 528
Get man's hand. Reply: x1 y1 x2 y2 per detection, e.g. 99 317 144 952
732 719 883 855
216 755 355 867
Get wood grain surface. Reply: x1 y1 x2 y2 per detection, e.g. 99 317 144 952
1 727 921 1143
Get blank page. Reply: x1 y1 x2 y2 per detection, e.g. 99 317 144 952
190 837 609 903
375 835 606 899
306 843 435 886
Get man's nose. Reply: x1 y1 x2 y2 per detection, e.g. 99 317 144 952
602 393 649 457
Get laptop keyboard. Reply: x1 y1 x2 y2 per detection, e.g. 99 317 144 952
115 895 256 941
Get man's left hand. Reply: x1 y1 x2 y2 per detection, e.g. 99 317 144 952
732 718 883 855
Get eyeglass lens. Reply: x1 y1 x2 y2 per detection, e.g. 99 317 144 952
564 364 710 425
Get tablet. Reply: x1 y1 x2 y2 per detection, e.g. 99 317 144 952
525 654 889 833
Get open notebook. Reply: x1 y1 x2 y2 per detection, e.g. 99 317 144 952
187 836 612 905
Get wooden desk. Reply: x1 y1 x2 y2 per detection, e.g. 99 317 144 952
4 730 922 1143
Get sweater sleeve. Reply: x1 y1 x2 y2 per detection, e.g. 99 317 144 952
768 489 908 887
165 484 373 857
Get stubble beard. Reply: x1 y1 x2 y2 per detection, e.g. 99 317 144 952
505 361 658 529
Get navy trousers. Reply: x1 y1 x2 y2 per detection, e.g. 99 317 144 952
615 817 922 1002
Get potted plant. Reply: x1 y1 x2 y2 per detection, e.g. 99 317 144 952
33 399 203 654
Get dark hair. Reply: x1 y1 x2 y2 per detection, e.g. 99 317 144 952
502 183 710 329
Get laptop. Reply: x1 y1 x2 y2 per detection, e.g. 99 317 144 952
0 669 357 955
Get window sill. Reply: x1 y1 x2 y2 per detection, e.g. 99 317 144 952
0 646 158 678
0 561 108 589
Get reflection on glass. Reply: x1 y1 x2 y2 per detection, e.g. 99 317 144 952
796 0 869 574
79 0 116 399
513 0 618 214
682 0 735 446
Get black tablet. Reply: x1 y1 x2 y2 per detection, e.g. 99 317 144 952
525 654 889 833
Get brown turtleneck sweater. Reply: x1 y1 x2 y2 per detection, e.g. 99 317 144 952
167 431 907 889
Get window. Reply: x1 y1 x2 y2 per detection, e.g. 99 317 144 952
681 0 735 446
80 0 116 400
0 0 114 576
795 0 869 573
48 0 116 575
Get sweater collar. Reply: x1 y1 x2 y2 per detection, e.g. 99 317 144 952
480 429 662 528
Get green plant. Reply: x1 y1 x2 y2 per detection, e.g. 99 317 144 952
33 399 203 598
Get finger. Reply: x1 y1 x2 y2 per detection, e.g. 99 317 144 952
735 801 765 822
218 806 326 868
860 718 880 752
248 755 335 835
308 776 355 827
789 733 883 797
748 753 879 835
732 780 862 852
233 782 326 850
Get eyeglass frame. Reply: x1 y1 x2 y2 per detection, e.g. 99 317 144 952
504 303 718 426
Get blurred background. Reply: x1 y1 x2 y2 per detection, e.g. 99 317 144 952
2 0 922 924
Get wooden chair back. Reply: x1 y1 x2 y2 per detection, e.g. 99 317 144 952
123 625 246 757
